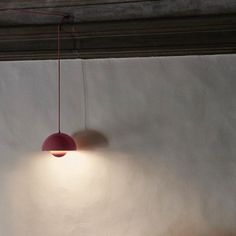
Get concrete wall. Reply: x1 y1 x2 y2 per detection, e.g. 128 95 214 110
0 56 235 236
2 0 236 26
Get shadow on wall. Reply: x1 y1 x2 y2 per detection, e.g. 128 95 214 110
73 129 109 150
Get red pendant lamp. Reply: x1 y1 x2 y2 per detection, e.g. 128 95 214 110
42 24 76 157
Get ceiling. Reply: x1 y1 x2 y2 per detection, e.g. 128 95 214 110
0 0 236 60
0 0 236 26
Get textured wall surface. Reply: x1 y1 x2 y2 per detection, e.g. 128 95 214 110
0 56 236 236
1 0 236 26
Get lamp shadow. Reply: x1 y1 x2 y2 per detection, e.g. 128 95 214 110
73 129 109 150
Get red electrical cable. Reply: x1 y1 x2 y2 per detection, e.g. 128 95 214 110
57 17 68 133
57 23 61 133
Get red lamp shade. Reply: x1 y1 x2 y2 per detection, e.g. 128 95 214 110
42 132 77 157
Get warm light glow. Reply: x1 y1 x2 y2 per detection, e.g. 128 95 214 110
10 150 111 222
50 150 67 157
28 151 110 191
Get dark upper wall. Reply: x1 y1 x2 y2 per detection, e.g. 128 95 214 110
0 0 235 26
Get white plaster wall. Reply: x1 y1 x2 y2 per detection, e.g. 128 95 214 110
0 56 235 236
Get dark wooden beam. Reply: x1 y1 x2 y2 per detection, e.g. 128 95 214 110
0 14 235 61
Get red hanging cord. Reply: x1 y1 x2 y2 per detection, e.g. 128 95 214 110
57 17 68 133
57 23 61 133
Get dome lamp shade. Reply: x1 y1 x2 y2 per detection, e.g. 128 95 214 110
42 132 77 157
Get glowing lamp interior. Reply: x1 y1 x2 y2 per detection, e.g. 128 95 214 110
50 151 67 157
